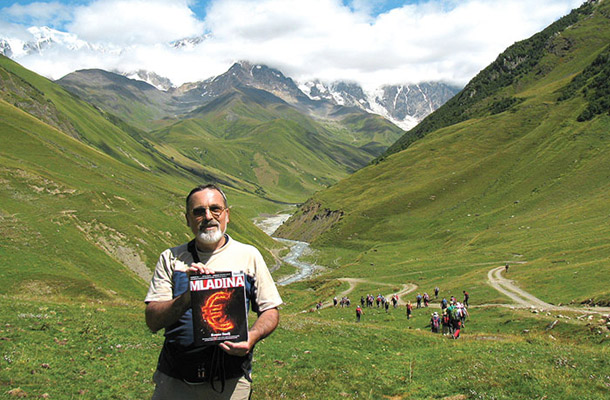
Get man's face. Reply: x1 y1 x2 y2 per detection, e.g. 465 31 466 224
186 188 230 251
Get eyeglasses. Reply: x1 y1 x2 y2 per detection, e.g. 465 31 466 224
191 205 226 219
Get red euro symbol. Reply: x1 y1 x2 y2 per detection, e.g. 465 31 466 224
201 291 235 332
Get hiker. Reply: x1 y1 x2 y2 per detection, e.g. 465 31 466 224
441 297 448 310
333 296 338 307
316 301 322 310
505 263 509 273
430 312 441 333
145 184 282 399
463 290 469 308
434 286 439 299
416 293 422 308
360 296 365 307
385 300 390 312
446 302 456 336
458 302 468 327
423 293 430 307
406 301 413 319
391 294 398 308
356 305 363 322
441 311 451 335
449 303 462 339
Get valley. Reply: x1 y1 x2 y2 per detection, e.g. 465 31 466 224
1 0 609 398
263 211 610 314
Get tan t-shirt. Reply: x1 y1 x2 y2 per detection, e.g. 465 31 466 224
145 235 282 313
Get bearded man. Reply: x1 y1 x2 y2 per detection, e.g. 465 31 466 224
145 184 282 399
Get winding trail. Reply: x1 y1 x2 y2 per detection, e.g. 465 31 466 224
262 216 609 315
488 265 610 314
316 278 417 309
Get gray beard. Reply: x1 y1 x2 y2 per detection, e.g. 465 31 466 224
197 226 225 245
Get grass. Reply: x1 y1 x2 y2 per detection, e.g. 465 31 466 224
1 2 610 399
2 296 608 400
236 306 610 400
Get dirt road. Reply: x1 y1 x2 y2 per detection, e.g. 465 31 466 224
488 265 610 314
314 278 417 309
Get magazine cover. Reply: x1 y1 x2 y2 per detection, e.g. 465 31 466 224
189 271 249 346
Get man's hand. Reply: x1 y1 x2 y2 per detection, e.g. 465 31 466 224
219 340 251 357
145 263 213 333
188 262 214 275
218 308 279 356
145 292 191 333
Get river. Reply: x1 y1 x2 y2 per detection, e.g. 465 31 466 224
253 214 318 286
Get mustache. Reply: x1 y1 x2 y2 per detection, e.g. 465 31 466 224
199 222 220 230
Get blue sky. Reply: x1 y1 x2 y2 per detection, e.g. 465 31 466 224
0 0 585 87
3 0 427 28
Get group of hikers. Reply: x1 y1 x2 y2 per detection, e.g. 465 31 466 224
427 296 469 339
330 288 471 339
359 293 400 310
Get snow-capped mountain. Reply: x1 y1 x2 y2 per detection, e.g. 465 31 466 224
0 26 97 58
170 34 210 49
300 80 460 130
173 61 460 129
174 61 313 106
0 27 461 130
124 70 174 91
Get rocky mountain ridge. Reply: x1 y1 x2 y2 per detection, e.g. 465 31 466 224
0 26 460 129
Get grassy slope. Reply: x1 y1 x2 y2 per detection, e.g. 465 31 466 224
0 97 277 297
150 88 403 203
56 69 175 132
0 56 172 174
0 59 284 302
2 296 608 400
2 5 610 400
279 1 610 307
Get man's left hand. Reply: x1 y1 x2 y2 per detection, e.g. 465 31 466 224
219 340 250 357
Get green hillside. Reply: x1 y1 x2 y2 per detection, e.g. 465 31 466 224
56 69 177 132
150 87 403 203
55 67 405 204
0 56 177 175
0 58 284 303
277 0 610 307
2 2 610 399
380 0 605 159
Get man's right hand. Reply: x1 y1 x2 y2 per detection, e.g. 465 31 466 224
145 290 191 333
187 262 215 276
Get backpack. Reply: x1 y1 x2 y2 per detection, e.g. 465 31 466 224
432 316 440 328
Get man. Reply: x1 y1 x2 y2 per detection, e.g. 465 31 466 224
356 305 363 322
430 312 440 333
145 184 282 399
463 290 469 308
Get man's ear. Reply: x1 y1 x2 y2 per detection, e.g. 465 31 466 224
225 208 230 224
185 212 190 226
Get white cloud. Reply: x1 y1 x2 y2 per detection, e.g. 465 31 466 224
2 0 585 88
68 0 204 44
2 1 73 27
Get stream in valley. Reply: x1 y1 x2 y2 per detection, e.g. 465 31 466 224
253 214 317 286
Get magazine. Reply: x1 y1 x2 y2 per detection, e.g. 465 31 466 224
189 271 249 345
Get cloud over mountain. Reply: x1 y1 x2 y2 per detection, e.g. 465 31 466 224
0 0 583 88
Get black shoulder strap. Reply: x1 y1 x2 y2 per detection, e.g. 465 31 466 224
187 239 200 263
